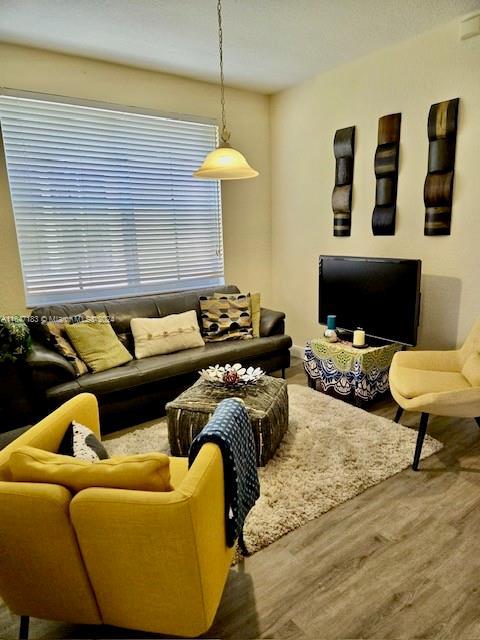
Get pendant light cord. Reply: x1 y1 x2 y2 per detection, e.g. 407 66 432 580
217 0 230 146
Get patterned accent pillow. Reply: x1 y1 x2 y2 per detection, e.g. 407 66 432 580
214 291 261 338
199 294 253 342
44 309 95 377
58 420 109 462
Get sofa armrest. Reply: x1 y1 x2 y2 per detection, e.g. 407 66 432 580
24 342 76 412
259 308 286 337
26 341 76 382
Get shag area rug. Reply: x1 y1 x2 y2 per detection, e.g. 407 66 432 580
105 384 443 555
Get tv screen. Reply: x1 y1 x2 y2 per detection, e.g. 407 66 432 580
319 255 421 346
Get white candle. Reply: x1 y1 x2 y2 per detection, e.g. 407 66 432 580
353 329 365 347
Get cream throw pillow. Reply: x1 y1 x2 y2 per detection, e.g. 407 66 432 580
131 310 205 359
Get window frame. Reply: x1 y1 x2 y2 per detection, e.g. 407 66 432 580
0 88 225 307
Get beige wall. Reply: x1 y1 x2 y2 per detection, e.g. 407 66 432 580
0 43 272 313
2 22 480 350
271 20 480 350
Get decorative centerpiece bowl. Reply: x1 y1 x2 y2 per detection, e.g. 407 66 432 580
199 363 265 388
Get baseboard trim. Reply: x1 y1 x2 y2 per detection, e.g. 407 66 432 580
290 344 305 360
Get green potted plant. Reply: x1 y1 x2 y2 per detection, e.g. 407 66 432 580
0 315 32 363
0 316 33 429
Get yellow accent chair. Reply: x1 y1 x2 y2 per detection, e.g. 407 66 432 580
390 318 480 470
0 393 234 639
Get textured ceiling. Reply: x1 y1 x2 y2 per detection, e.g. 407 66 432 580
0 0 479 93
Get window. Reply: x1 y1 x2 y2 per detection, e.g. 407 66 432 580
0 93 224 306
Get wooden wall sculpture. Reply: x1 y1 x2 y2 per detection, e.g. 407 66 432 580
372 113 401 235
332 126 355 237
424 98 459 236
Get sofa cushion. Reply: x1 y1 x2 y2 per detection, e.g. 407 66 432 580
134 335 292 383
46 361 142 400
100 298 159 354
9 445 172 493
393 365 471 399
44 334 292 407
131 311 205 359
65 314 133 373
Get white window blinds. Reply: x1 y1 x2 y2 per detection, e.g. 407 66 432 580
0 94 224 306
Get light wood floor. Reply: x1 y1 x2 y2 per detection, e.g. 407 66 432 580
3 360 480 640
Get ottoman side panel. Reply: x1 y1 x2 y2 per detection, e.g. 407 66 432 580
254 383 289 466
167 406 213 457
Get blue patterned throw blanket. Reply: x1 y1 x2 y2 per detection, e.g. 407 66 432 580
188 398 260 555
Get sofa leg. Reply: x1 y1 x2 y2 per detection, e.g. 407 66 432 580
475 417 480 428
307 375 315 389
19 616 29 640
412 413 429 471
394 406 403 423
281 368 286 379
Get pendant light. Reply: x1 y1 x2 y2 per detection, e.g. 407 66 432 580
193 0 259 180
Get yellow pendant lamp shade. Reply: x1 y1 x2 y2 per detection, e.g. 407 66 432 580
193 145 259 180
193 0 259 181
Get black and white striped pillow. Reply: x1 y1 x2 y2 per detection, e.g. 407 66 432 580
58 420 109 462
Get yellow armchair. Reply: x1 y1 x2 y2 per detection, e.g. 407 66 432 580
390 318 480 470
0 393 234 638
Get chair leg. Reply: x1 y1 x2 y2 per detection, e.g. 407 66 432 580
412 413 429 471
281 367 286 379
19 616 29 640
394 406 403 423
475 417 480 429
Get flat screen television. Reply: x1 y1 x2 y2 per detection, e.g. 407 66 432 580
318 255 422 346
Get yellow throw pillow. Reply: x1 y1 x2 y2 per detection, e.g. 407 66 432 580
65 313 132 373
214 291 261 337
131 310 205 359
9 446 172 493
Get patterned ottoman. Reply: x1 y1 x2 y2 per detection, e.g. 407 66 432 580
166 376 288 466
